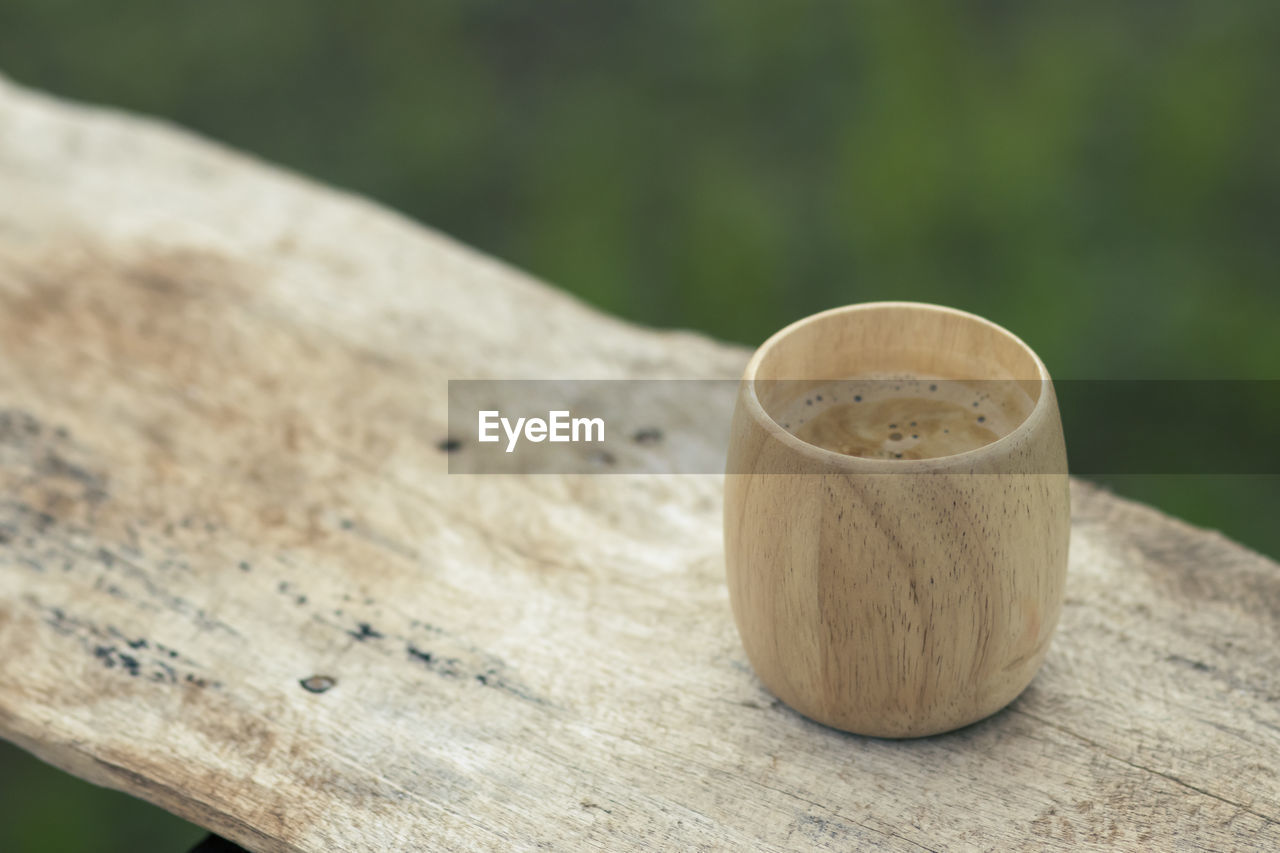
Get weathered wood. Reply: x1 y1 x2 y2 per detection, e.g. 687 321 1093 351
0 75 1277 851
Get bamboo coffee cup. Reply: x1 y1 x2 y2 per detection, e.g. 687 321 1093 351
724 302 1069 737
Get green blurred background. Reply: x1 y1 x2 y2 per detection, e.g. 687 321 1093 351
1 1 1277 849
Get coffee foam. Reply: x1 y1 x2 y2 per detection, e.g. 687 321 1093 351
776 375 1034 460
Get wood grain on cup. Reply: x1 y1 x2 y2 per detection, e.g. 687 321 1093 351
724 302 1070 737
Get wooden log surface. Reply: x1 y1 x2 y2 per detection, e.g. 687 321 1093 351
0 75 1278 851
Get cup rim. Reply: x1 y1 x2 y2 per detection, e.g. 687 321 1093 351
741 301 1054 471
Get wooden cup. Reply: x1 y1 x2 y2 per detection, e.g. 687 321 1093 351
724 302 1069 737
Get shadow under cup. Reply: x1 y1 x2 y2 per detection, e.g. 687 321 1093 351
723 302 1070 738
